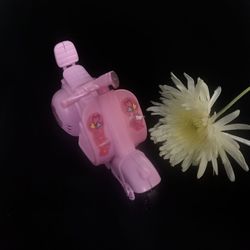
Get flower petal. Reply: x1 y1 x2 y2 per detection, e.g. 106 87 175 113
215 110 240 126
221 123 250 131
221 133 240 149
160 85 181 97
147 104 164 115
224 142 249 171
181 153 193 172
197 154 208 179
184 73 195 91
219 148 235 181
226 134 250 146
209 86 222 109
170 72 186 91
196 78 210 101
211 157 218 175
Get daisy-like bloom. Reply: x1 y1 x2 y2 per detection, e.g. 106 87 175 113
147 73 250 181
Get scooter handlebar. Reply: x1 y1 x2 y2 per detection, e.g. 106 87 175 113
61 71 119 108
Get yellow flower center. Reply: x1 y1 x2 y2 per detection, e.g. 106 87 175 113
175 109 211 145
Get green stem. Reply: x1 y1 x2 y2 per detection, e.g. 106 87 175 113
215 86 250 120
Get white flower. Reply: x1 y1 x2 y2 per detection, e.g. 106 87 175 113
147 73 250 181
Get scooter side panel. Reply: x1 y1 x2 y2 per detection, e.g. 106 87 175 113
51 89 80 136
115 89 147 146
78 99 114 166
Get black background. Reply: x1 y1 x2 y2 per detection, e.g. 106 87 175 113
1 0 250 249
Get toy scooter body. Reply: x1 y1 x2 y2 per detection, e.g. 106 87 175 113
51 41 160 200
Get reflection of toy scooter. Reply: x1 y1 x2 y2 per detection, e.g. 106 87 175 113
51 41 160 200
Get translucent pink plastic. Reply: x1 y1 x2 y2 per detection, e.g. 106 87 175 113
51 41 160 200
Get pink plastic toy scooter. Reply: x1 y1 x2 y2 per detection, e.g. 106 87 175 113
51 41 160 200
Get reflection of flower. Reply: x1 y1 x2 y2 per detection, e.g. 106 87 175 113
147 72 250 181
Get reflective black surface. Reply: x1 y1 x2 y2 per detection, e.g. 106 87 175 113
1 1 250 249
